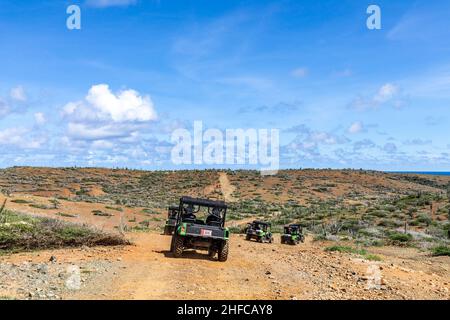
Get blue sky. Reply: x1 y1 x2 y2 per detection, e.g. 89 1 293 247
0 0 449 171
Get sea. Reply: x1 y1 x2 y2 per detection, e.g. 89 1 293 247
388 171 450 176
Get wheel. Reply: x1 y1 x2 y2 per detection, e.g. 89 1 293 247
245 234 251 241
164 226 171 235
218 241 229 262
257 236 263 243
208 247 216 259
170 236 175 251
281 238 285 244
172 236 184 258
269 236 273 244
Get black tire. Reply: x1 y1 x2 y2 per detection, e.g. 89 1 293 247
173 236 184 258
208 247 216 259
257 236 263 243
218 241 229 262
164 226 171 235
281 238 285 244
245 234 251 241
300 235 305 243
170 235 175 251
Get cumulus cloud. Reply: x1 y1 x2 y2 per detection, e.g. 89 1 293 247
291 67 308 78
67 123 136 141
350 83 407 110
34 112 46 125
0 127 44 149
63 84 157 123
85 0 137 8
348 121 364 134
10 86 27 102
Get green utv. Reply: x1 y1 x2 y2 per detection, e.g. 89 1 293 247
170 196 230 262
245 221 273 243
163 206 179 235
281 224 305 245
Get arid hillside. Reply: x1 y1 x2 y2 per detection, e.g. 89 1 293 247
0 167 449 300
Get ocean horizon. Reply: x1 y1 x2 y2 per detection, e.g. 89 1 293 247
388 171 450 176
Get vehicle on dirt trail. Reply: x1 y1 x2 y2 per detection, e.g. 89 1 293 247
163 206 179 235
245 221 273 243
170 196 229 262
281 224 305 245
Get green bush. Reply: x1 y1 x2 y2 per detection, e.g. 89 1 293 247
388 232 413 243
324 245 367 255
10 199 30 204
431 245 450 257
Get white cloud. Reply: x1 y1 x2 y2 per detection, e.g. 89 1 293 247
291 67 308 78
67 123 135 141
34 112 46 125
373 83 398 103
0 127 44 149
351 83 406 110
10 86 27 102
63 84 157 123
91 140 114 149
86 0 137 8
348 121 364 134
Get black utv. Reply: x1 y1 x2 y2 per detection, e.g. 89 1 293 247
163 206 179 235
170 196 230 262
245 220 273 243
281 224 305 245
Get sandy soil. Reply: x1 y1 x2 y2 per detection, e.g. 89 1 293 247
1 232 448 300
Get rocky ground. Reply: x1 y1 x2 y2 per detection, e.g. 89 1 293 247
0 233 448 300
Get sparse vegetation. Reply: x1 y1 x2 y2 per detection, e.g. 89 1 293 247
0 210 128 252
431 245 450 257
325 245 381 261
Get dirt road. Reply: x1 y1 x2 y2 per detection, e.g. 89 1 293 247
219 172 236 203
2 232 448 300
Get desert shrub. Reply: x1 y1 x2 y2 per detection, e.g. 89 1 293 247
10 199 30 204
105 206 123 212
228 225 245 234
0 210 128 251
388 232 413 243
364 254 382 261
324 245 367 255
370 210 388 218
431 245 450 257
377 218 402 228
415 213 432 225
92 210 113 217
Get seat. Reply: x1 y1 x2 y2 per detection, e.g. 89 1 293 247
206 214 222 227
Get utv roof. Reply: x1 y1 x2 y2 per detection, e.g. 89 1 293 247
168 206 179 210
180 196 227 209
286 224 301 227
252 220 271 226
